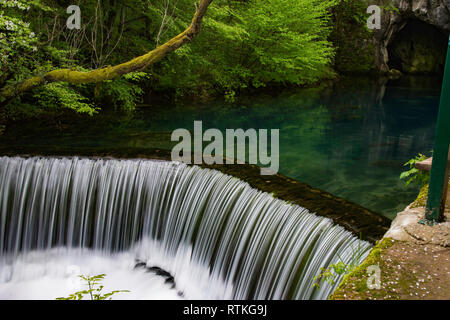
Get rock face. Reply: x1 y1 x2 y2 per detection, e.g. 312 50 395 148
373 0 450 73
134 260 184 297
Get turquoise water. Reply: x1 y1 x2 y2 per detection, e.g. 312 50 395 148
0 76 441 219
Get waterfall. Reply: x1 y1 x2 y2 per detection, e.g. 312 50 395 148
0 156 371 300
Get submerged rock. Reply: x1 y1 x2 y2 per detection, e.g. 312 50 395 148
134 260 182 296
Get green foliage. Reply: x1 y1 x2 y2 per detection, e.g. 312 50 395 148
56 274 129 300
330 0 375 73
157 0 338 96
242 0 337 85
381 0 400 14
0 0 38 84
313 236 366 288
400 153 431 187
1 0 360 119
34 82 98 115
0 0 95 116
99 72 150 112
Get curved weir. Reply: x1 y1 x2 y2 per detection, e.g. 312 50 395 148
0 156 372 299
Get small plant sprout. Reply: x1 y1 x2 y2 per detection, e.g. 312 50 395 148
313 236 366 288
56 274 129 300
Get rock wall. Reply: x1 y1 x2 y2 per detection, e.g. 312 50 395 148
373 0 450 73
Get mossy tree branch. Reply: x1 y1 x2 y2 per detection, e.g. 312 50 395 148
0 0 213 102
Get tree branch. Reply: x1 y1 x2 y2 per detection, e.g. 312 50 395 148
1 0 213 102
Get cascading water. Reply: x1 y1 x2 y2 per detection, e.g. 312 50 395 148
0 156 372 300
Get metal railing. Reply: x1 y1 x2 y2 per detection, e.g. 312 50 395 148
420 35 450 225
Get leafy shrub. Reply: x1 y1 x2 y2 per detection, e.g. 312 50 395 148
0 0 39 86
99 72 150 112
155 0 339 96
400 153 431 187
34 82 98 115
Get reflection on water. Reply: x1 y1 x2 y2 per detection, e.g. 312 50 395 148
0 76 441 219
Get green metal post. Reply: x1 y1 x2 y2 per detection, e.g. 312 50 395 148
421 35 450 225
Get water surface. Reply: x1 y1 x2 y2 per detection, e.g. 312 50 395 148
0 76 440 219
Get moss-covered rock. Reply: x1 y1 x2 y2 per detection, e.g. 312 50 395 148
410 184 429 209
329 237 396 300
330 232 450 300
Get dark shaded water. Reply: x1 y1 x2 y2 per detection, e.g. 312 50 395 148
0 76 441 219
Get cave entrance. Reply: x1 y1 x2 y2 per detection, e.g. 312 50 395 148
388 19 448 74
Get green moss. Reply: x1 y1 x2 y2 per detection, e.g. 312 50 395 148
329 237 431 300
410 184 429 208
329 237 396 300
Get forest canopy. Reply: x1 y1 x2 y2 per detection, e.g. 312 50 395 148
0 0 365 118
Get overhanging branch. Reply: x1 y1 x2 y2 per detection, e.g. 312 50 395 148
0 0 213 102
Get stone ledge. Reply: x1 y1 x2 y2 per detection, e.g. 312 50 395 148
384 206 450 246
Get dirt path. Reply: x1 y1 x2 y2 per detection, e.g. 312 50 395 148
382 241 450 299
